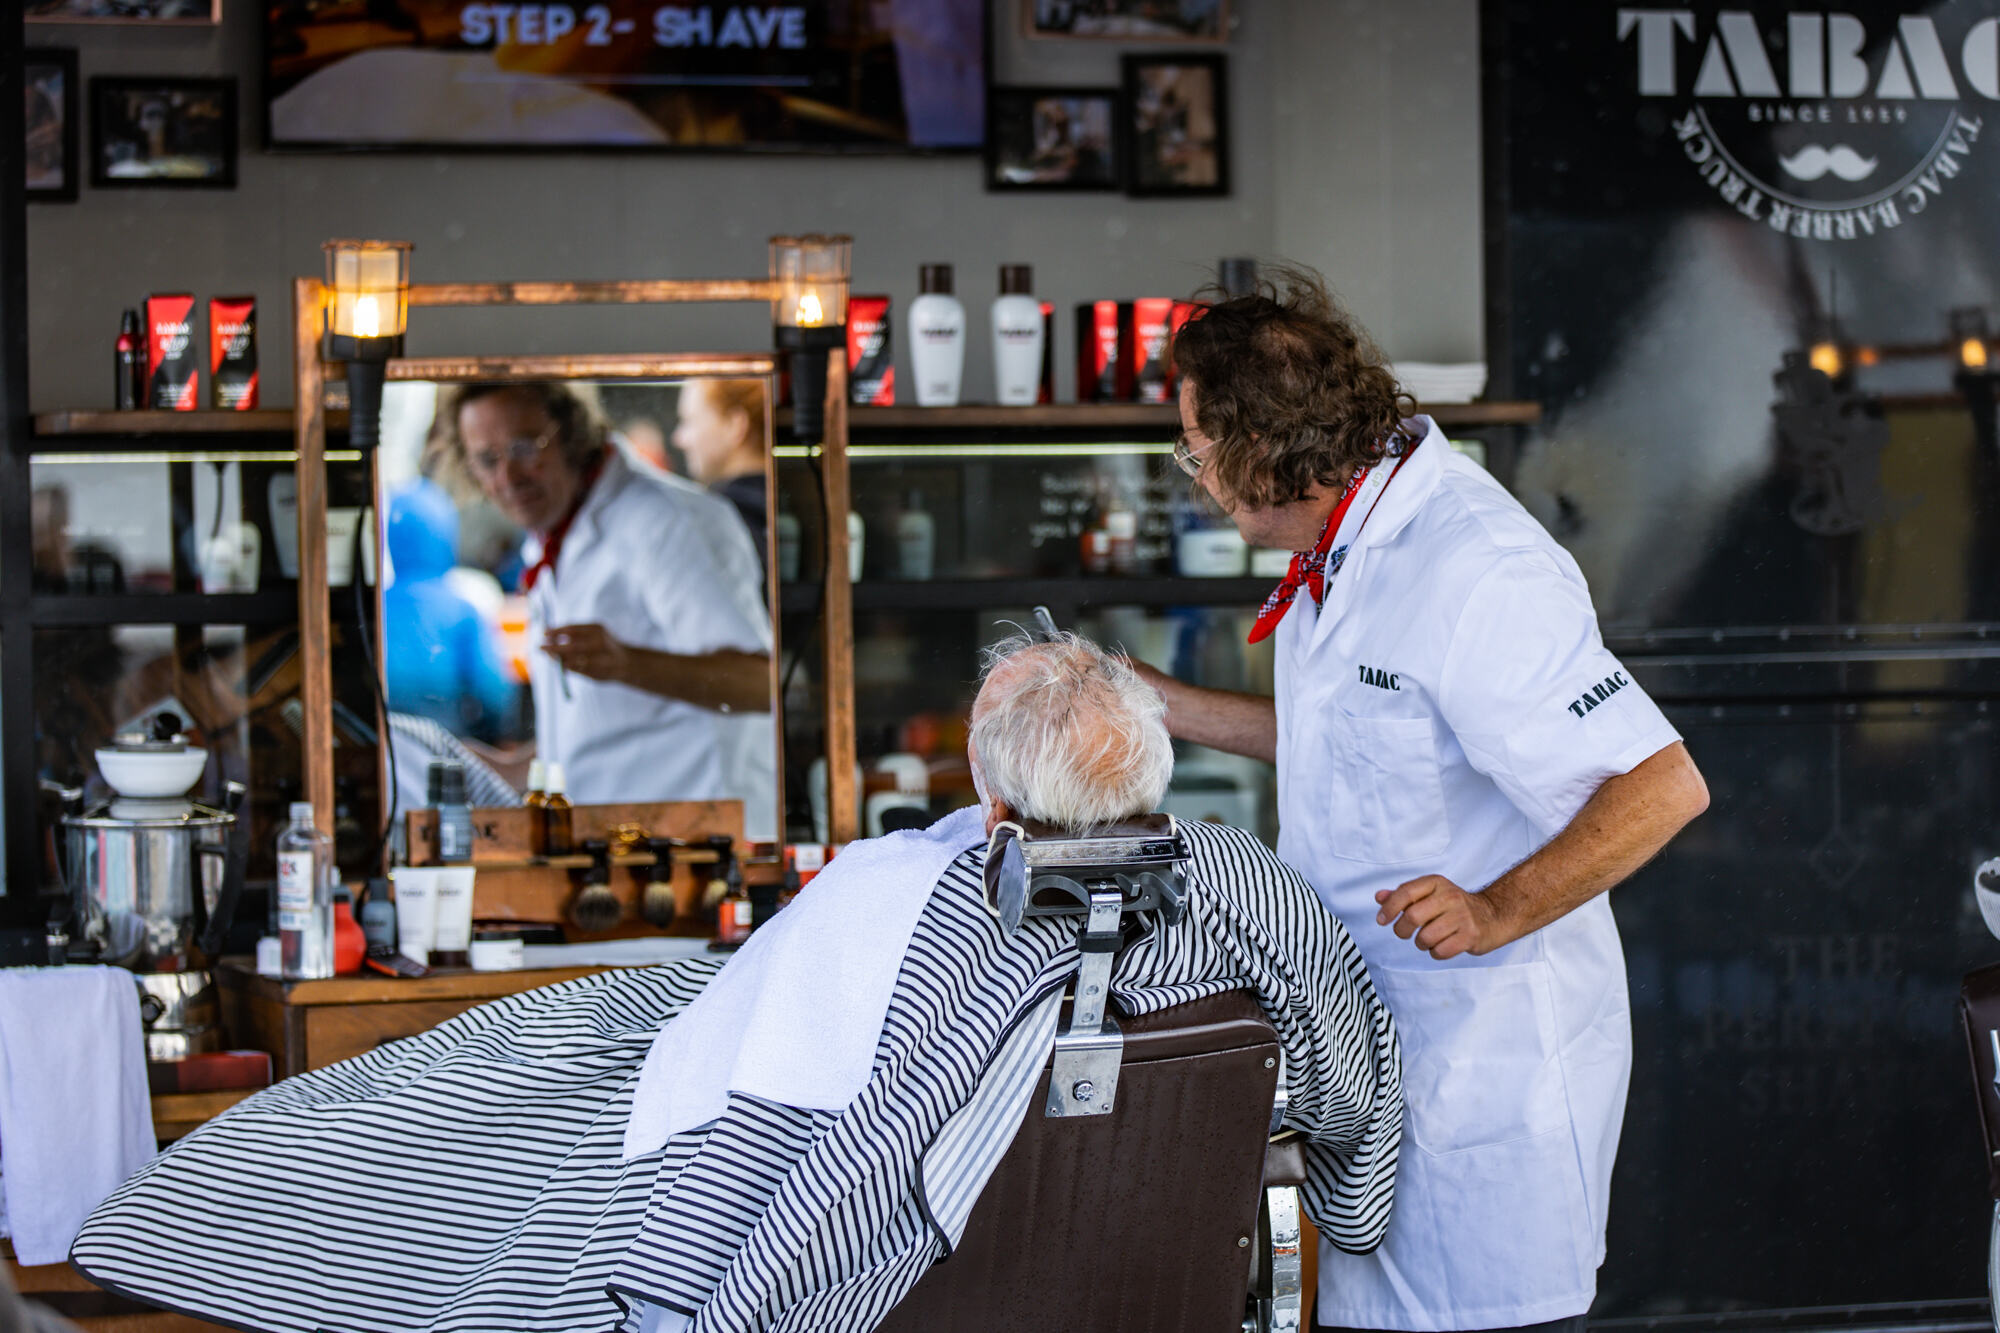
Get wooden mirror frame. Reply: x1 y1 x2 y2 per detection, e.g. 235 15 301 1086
288 276 858 851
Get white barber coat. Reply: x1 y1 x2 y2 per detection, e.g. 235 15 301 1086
526 445 776 840
1275 417 1680 1330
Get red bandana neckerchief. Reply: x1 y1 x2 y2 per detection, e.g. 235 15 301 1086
519 448 608 594
1245 440 1419 645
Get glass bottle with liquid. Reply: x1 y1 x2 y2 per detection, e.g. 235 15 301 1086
524 758 550 857
275 802 334 980
543 762 574 856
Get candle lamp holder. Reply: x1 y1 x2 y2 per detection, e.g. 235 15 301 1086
770 234 852 442
321 239 414 450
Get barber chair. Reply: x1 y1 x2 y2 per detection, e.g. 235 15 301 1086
875 816 1307 1333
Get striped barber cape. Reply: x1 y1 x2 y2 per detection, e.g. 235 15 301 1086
71 819 1402 1333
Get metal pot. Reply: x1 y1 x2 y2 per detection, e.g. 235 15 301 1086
62 783 248 973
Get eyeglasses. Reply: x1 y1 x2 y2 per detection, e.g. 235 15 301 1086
465 426 558 477
1172 432 1215 479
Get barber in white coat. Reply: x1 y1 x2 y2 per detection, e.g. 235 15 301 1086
440 381 776 840
1137 271 1709 1333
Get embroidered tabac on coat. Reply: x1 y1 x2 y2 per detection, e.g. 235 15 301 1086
1567 671 1630 718
1358 665 1400 692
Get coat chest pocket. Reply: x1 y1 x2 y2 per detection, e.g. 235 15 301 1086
1325 708 1450 865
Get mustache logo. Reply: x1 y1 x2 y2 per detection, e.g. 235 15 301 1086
1777 145 1879 182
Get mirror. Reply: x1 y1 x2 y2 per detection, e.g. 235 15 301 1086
372 375 780 843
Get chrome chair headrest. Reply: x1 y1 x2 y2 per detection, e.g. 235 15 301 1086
982 813 1190 936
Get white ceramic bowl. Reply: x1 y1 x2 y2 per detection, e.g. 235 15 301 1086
95 745 209 800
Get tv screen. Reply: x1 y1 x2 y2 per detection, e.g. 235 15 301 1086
266 1 985 151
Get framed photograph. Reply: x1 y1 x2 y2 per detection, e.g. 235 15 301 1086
90 77 237 189
1122 53 1229 197
986 86 1122 191
1025 0 1229 42
25 49 79 204
28 0 219 22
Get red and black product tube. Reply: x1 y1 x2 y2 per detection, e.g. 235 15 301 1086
209 296 258 410
1131 297 1179 404
114 309 142 410
144 293 198 411
848 294 894 405
1075 301 1133 402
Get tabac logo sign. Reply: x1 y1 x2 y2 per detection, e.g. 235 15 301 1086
1619 8 1994 238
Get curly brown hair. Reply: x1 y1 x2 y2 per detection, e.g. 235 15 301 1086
421 381 606 499
1173 265 1416 510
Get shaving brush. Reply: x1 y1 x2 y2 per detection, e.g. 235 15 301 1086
568 839 622 932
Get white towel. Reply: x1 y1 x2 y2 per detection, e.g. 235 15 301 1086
0 966 154 1265
624 806 985 1159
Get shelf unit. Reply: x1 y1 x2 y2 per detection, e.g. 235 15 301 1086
783 400 1542 436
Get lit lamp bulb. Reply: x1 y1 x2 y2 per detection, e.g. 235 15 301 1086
322 238 413 451
770 233 852 442
1808 342 1843 379
1963 337 1989 370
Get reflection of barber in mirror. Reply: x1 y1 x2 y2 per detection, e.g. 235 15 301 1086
434 382 775 833
671 378 769 561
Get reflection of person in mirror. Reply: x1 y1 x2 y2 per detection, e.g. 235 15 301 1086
671 378 769 562
435 382 775 838
384 479 519 742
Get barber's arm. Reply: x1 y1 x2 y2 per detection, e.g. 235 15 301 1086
1379 554 1709 960
1128 660 1277 763
1376 740 1708 960
542 623 771 714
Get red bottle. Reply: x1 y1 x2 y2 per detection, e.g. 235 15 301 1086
332 894 368 975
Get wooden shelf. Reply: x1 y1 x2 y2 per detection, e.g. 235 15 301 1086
33 408 347 437
35 401 1540 439
781 401 1542 432
780 575 1276 613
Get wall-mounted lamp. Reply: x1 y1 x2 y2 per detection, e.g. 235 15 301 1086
322 239 413 449
1952 307 1991 371
770 233 851 442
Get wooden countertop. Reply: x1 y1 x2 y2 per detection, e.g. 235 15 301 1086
215 957 616 1007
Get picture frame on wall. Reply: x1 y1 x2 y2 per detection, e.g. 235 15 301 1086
25 49 80 204
986 86 1123 191
28 0 219 22
90 77 238 189
1122 53 1229 197
1025 0 1229 42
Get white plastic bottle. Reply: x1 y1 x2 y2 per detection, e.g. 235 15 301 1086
909 263 965 407
896 490 935 579
275 802 335 980
991 264 1045 407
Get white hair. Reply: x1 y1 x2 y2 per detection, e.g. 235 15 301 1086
970 630 1173 836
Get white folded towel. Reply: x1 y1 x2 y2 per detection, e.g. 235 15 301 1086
624 806 986 1159
0 966 155 1265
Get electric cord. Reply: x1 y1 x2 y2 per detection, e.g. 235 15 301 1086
347 533 399 871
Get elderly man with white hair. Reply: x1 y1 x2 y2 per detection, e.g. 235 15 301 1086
74 633 1403 1333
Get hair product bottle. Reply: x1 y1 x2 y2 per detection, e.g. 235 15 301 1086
909 264 965 407
991 265 1044 407
543 763 574 856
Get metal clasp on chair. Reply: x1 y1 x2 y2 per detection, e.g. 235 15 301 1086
1046 888 1126 1118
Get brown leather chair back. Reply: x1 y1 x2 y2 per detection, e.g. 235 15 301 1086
875 989 1281 1333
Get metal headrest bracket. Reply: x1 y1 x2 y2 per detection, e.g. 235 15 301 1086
982 814 1192 1119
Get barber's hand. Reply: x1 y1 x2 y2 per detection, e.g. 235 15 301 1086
1374 876 1506 961
543 623 631 686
